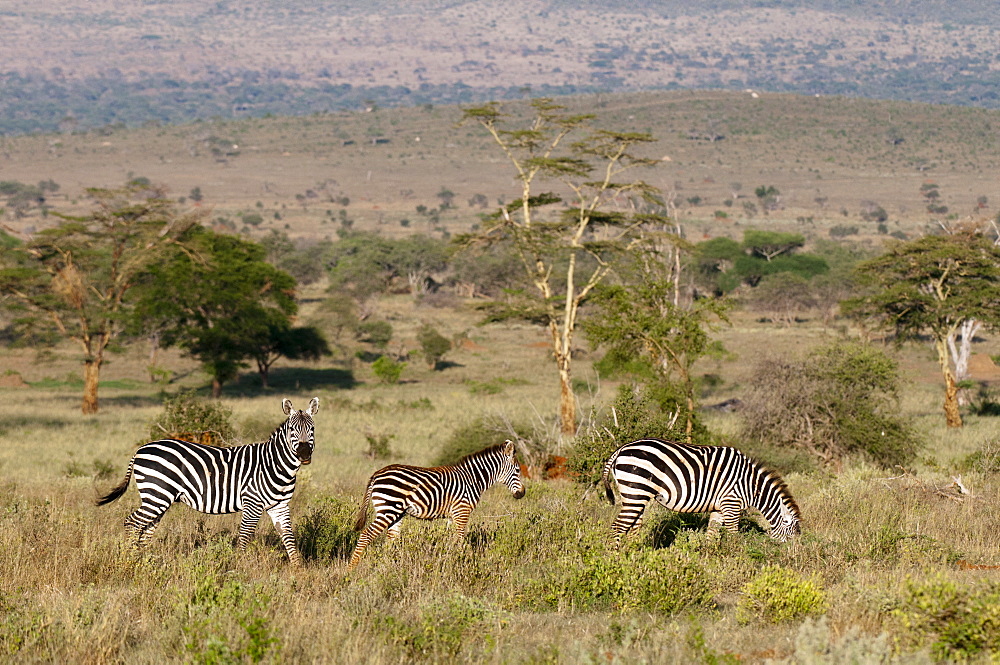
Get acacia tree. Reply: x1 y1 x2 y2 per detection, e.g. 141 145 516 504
843 232 1000 428
0 184 196 413
133 226 307 397
584 237 731 440
460 98 661 435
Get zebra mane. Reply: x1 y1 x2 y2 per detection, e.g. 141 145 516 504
456 444 506 466
756 463 801 519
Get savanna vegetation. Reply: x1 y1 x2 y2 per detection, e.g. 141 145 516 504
2 91 1000 663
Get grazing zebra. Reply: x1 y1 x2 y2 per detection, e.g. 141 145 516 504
96 397 319 565
602 438 800 548
348 440 525 571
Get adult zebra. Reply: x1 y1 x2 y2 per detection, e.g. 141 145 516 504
602 437 800 548
96 397 319 565
347 440 525 571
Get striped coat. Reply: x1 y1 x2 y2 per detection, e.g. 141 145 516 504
348 441 525 570
602 438 800 548
96 397 319 564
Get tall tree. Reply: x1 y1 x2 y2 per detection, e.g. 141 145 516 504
842 232 1000 428
0 184 196 413
585 236 730 439
460 99 661 435
133 226 303 397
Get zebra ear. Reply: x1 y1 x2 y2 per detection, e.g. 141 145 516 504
307 397 320 416
503 439 516 457
282 399 294 416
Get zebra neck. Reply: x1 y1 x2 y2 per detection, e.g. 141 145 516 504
455 462 495 497
753 478 788 521
262 433 300 478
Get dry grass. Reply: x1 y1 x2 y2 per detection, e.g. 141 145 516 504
3 298 1000 662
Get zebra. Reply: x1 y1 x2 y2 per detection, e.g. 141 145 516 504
347 440 525 571
601 437 800 549
95 397 319 565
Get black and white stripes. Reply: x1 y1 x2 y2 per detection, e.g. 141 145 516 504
96 397 319 565
347 440 525 571
602 438 800 548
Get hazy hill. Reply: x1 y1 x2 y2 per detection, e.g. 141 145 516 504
3 90 998 246
3 0 1000 134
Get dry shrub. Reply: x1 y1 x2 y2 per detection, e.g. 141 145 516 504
740 341 921 468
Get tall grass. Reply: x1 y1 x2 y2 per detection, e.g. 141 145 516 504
2 307 1000 662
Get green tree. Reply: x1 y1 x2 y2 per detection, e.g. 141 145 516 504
744 272 815 326
326 231 449 312
460 98 660 435
248 323 331 388
417 325 452 369
842 232 1000 428
585 243 730 439
742 230 804 262
754 185 781 215
133 226 300 397
0 184 195 413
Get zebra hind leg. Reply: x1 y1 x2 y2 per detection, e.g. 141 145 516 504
124 506 168 551
347 508 402 572
609 497 647 551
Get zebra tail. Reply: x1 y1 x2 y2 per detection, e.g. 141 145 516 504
95 457 135 506
601 449 620 506
353 481 374 532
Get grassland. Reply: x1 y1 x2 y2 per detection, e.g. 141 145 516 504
3 90 1000 662
2 292 1000 662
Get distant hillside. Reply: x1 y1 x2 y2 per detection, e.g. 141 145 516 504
3 0 1000 134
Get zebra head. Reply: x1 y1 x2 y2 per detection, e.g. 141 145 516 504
768 499 801 542
281 397 320 465
500 440 526 499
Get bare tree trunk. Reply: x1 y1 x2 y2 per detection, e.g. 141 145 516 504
82 359 101 414
947 318 980 406
212 376 223 399
936 338 963 428
558 358 576 436
147 331 162 382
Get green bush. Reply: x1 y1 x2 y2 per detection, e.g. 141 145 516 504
892 575 1000 661
357 320 393 349
547 549 715 615
740 341 922 468
417 325 451 369
434 417 532 467
175 567 280 664
148 391 236 446
736 565 827 624
372 356 405 384
294 496 359 561
965 438 1000 474
375 594 496 660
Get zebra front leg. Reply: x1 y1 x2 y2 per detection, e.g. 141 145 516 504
266 502 302 566
449 502 473 543
236 502 265 553
719 503 742 536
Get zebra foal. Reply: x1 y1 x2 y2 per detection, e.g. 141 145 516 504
348 440 525 571
602 438 800 548
96 397 319 565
